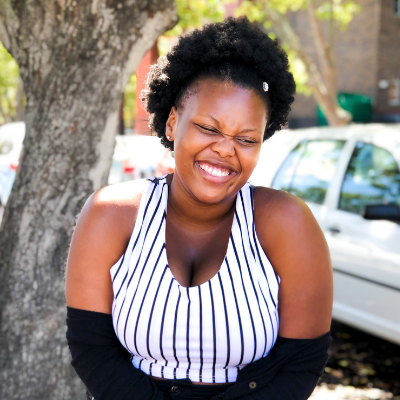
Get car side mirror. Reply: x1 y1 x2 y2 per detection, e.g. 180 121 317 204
362 203 400 223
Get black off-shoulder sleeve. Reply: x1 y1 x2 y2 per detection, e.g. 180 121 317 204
66 306 166 400
218 332 332 400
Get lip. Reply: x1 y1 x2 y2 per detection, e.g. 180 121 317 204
195 160 238 183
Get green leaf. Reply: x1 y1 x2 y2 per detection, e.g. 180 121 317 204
0 42 20 124
316 0 362 30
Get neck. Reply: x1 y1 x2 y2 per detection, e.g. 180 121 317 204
166 173 236 231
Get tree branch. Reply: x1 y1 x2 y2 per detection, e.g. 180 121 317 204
307 0 337 95
0 11 11 49
264 3 350 125
308 0 335 70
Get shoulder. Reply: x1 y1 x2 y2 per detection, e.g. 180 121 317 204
252 185 329 276
252 186 316 242
80 178 149 243
65 179 150 312
70 178 149 270
252 186 333 338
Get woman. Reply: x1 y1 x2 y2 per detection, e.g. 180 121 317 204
66 17 333 400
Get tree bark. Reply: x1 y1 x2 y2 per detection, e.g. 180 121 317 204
0 1 177 399
15 76 24 121
307 0 350 125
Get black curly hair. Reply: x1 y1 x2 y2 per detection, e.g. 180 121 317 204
142 16 296 151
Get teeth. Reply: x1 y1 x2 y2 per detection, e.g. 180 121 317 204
199 163 230 177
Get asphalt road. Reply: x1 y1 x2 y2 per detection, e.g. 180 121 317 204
311 320 400 400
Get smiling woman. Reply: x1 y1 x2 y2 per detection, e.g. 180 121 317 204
65 17 333 400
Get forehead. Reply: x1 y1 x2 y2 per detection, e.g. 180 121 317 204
178 78 268 128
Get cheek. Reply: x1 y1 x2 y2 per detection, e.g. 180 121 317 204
175 129 211 160
240 147 261 171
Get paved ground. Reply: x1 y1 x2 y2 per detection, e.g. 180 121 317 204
310 320 400 400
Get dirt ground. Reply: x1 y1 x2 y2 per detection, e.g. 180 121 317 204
311 320 400 400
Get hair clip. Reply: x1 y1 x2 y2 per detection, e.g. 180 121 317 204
263 82 269 92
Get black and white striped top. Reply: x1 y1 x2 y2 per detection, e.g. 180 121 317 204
111 176 280 383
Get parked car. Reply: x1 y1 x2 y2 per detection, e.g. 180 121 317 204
250 123 400 345
0 122 175 208
108 134 174 184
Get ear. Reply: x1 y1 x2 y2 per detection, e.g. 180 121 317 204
165 106 178 141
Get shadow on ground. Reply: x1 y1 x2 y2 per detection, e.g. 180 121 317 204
319 320 400 397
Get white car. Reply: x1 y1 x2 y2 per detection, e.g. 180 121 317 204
0 122 25 206
250 123 400 345
109 134 174 184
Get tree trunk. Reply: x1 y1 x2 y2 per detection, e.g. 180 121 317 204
265 3 351 126
0 1 177 399
306 0 351 125
15 76 24 121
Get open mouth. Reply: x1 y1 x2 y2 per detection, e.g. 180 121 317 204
197 162 234 178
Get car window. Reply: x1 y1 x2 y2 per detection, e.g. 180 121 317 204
272 139 345 204
339 142 400 214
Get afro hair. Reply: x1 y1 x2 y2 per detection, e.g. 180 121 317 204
142 16 296 150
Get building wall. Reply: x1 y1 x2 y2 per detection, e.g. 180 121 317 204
375 0 400 119
135 42 159 135
287 0 382 127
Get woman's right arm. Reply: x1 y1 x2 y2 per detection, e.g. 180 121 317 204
65 180 166 400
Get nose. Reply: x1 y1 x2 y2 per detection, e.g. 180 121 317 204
211 134 235 158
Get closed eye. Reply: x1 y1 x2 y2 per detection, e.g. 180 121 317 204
195 123 259 145
237 138 258 146
194 123 220 135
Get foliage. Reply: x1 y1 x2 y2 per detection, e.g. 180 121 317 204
237 0 360 24
123 73 136 129
165 0 226 36
235 0 361 96
287 51 313 96
158 0 228 56
0 43 20 124
316 0 362 30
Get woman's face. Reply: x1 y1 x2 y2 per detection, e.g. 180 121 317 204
166 78 268 205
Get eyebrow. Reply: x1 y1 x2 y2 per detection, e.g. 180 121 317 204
206 114 259 134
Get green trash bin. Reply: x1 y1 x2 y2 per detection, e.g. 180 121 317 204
317 93 372 126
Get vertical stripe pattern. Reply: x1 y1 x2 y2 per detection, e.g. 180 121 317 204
110 176 280 383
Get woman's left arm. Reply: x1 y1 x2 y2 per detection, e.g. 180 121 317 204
255 188 333 340
222 188 333 400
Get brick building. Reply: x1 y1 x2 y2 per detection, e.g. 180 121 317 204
289 0 400 127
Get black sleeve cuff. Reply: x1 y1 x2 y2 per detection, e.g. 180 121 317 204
66 306 166 400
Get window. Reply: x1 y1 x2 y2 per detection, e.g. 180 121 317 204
388 79 400 106
272 139 345 204
339 142 400 214
394 0 400 16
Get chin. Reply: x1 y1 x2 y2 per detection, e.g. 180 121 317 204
190 184 239 206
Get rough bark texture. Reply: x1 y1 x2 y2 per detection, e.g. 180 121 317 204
15 76 24 121
0 1 177 399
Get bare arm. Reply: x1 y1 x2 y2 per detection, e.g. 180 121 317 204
253 187 333 339
65 179 167 400
65 179 145 313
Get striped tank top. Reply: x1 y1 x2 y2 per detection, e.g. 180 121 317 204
110 176 280 383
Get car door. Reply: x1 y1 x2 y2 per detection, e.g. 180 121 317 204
270 138 346 222
324 140 400 344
